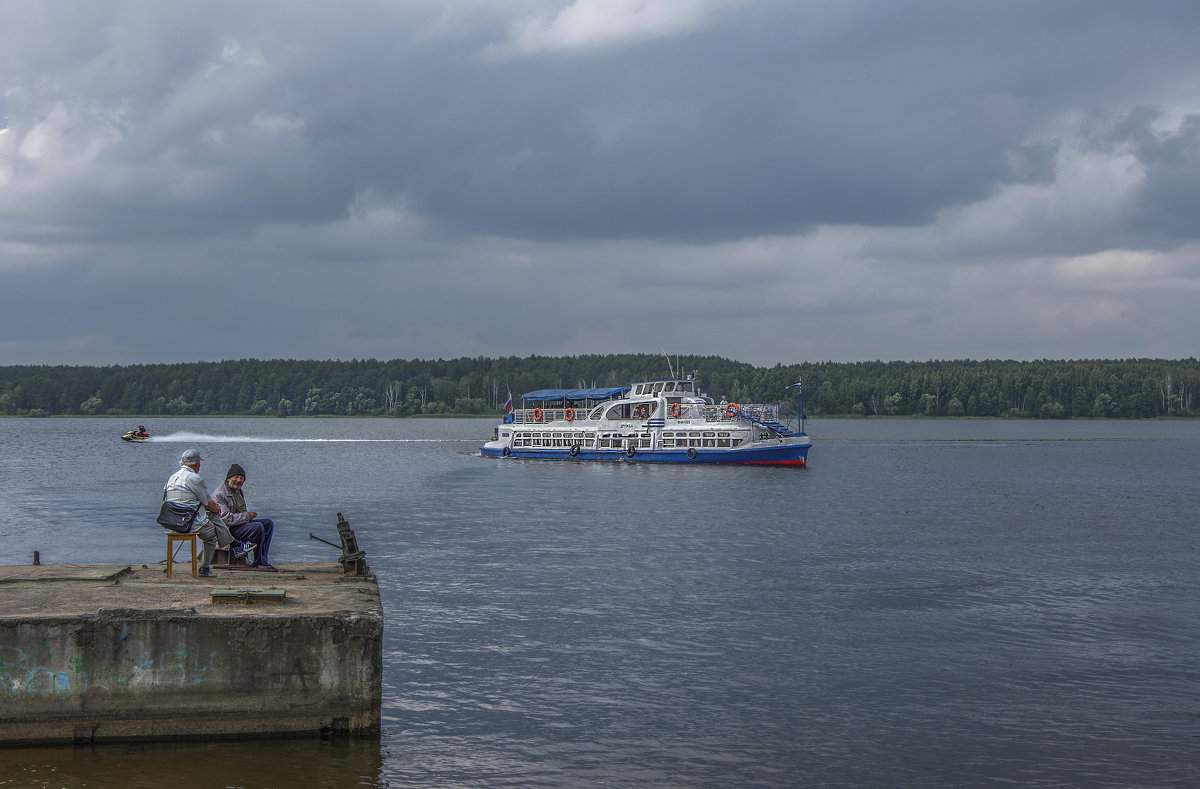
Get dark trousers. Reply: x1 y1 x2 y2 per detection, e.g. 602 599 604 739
231 518 275 566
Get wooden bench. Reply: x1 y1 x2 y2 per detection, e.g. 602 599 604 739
165 532 198 578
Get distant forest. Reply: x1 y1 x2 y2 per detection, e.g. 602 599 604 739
0 355 1196 419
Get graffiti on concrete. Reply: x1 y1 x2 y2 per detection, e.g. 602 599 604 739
1 639 251 697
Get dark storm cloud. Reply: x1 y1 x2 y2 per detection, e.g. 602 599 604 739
1108 108 1200 241
2 0 1200 365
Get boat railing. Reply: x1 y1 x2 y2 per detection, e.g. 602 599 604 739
702 403 780 423
511 407 590 424
509 402 786 427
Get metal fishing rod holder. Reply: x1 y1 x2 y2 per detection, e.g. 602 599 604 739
309 512 371 577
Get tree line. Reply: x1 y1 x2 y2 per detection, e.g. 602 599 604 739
0 355 1195 419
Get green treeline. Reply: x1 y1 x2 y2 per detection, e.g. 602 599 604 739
0 355 1196 418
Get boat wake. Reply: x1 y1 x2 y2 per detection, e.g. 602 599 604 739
148 431 458 443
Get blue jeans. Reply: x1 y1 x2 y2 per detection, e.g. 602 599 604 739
230 518 275 566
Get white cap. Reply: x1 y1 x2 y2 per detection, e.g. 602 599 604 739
180 448 203 465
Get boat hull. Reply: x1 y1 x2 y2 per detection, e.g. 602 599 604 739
480 442 808 466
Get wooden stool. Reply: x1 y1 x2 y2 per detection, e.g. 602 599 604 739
166 532 199 578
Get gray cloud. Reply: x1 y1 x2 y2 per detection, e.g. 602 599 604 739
3 0 1200 366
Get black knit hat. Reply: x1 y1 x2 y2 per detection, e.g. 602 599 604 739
226 463 247 480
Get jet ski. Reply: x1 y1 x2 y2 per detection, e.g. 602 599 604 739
121 429 150 442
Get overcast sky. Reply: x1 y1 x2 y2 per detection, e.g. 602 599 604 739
2 1 1199 367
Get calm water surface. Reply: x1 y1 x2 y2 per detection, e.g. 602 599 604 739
1 417 1198 787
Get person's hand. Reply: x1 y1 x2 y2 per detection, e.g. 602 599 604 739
249 511 257 519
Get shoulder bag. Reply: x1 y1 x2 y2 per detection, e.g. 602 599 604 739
157 489 199 533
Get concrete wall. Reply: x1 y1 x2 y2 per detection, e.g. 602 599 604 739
0 599 382 745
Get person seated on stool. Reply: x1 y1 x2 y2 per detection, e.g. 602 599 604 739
165 448 253 577
213 463 278 571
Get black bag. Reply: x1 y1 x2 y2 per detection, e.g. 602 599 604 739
157 495 199 533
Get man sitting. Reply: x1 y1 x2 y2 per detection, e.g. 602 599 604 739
164 449 253 577
213 463 278 571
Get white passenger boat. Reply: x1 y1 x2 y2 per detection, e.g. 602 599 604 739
481 377 811 466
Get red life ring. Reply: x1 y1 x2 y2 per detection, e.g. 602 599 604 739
533 407 544 421
564 408 575 421
725 402 740 417
669 402 681 418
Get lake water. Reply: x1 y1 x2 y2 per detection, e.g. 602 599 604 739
1 417 1198 787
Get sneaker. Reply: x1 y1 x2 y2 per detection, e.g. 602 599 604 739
197 566 213 577
231 541 256 560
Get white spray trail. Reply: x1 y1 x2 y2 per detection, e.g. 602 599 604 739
148 431 468 443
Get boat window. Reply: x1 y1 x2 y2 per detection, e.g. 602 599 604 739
703 438 715 447
664 382 675 392
605 404 626 420
590 406 604 419
717 438 730 447
703 432 715 437
689 432 700 437
652 382 663 394
718 432 729 437
731 439 743 447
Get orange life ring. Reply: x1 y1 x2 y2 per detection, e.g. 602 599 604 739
725 402 739 417
565 408 575 421
533 407 544 421
669 402 681 418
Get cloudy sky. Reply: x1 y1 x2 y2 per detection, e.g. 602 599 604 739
2 1 1199 367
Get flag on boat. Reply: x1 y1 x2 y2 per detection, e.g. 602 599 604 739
503 390 514 423
788 379 803 390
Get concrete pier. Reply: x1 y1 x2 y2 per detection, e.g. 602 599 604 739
0 562 382 746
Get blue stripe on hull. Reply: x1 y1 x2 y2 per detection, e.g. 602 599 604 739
480 444 809 466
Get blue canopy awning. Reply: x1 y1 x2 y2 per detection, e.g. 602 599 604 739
520 386 629 403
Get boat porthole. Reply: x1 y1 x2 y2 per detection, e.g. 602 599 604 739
626 446 636 458
502 447 511 457
569 444 580 457
686 447 697 460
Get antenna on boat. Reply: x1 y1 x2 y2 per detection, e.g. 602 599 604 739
788 378 807 435
661 347 676 379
